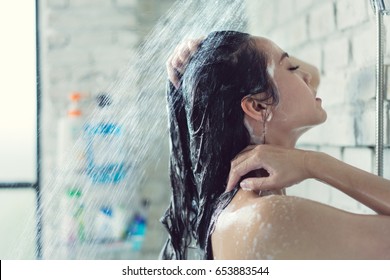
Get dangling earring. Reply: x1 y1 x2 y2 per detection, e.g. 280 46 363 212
266 111 273 122
262 119 266 144
261 109 273 144
261 110 269 144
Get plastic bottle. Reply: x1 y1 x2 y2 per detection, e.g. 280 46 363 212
94 206 115 242
61 188 86 244
112 206 127 241
57 92 86 173
125 199 150 251
84 94 127 184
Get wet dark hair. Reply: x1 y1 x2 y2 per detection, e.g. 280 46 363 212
160 31 278 259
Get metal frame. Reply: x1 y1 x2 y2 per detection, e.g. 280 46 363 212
371 0 388 176
376 6 385 177
35 0 43 259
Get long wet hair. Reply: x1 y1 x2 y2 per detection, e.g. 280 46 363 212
160 31 279 259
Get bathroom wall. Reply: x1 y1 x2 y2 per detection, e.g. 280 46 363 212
39 0 175 259
39 0 390 260
246 0 390 213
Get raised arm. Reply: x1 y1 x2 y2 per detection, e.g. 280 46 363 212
166 37 204 88
227 145 390 216
307 150 390 215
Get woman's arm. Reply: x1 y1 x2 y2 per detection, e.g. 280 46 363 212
307 150 390 215
227 145 390 215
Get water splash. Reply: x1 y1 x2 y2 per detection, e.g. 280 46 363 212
15 0 251 259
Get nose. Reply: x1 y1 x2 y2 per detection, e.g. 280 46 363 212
303 71 312 85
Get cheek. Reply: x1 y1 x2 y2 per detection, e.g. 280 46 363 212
273 73 314 115
278 78 314 107
273 86 315 123
274 73 300 98
275 81 301 111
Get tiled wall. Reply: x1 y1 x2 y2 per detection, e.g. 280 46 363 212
246 0 390 214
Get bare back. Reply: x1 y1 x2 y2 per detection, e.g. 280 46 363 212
211 189 390 259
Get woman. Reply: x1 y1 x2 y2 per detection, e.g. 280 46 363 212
160 31 390 260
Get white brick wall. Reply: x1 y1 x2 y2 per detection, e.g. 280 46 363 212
385 149 390 179
39 0 175 259
247 0 389 215
343 147 374 172
336 0 368 30
271 16 308 49
308 2 336 40
323 36 350 71
39 0 390 259
352 24 377 66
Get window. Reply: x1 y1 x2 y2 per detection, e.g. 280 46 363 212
0 1 40 259
0 1 38 184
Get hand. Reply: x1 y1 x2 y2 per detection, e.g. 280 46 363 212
226 145 311 192
166 37 204 88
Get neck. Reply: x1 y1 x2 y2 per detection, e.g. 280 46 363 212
262 126 311 148
249 127 310 196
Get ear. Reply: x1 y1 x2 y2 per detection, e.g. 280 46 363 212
241 96 272 122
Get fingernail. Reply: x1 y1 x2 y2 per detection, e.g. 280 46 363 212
240 180 252 191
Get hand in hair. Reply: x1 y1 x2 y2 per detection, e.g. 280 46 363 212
166 37 204 88
227 144 390 216
226 145 310 193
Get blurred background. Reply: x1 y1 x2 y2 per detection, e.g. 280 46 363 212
0 0 389 259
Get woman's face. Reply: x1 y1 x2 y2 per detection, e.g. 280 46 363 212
253 37 327 138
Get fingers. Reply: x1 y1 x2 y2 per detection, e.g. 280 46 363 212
173 42 190 71
240 177 274 191
231 145 257 165
167 55 180 88
226 147 266 192
166 38 203 88
226 146 256 192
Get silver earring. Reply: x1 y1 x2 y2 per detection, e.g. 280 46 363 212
262 120 266 144
266 111 273 122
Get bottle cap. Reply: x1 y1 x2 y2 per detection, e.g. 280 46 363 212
100 207 113 217
67 91 83 117
69 91 82 102
141 198 150 209
97 93 112 107
67 188 82 198
67 109 82 117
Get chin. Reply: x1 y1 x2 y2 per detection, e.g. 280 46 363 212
319 110 327 124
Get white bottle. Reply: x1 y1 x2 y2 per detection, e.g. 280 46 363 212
57 92 86 173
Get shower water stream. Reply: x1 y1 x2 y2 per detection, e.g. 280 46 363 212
15 0 264 259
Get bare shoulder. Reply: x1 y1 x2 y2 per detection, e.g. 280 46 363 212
211 190 390 259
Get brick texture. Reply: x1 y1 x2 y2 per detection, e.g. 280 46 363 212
39 0 390 259
248 0 389 215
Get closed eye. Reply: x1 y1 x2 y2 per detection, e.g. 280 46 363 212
289 65 300 71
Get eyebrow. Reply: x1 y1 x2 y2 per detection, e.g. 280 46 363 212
280 52 289 63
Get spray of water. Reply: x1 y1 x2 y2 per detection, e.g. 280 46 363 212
13 0 263 259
